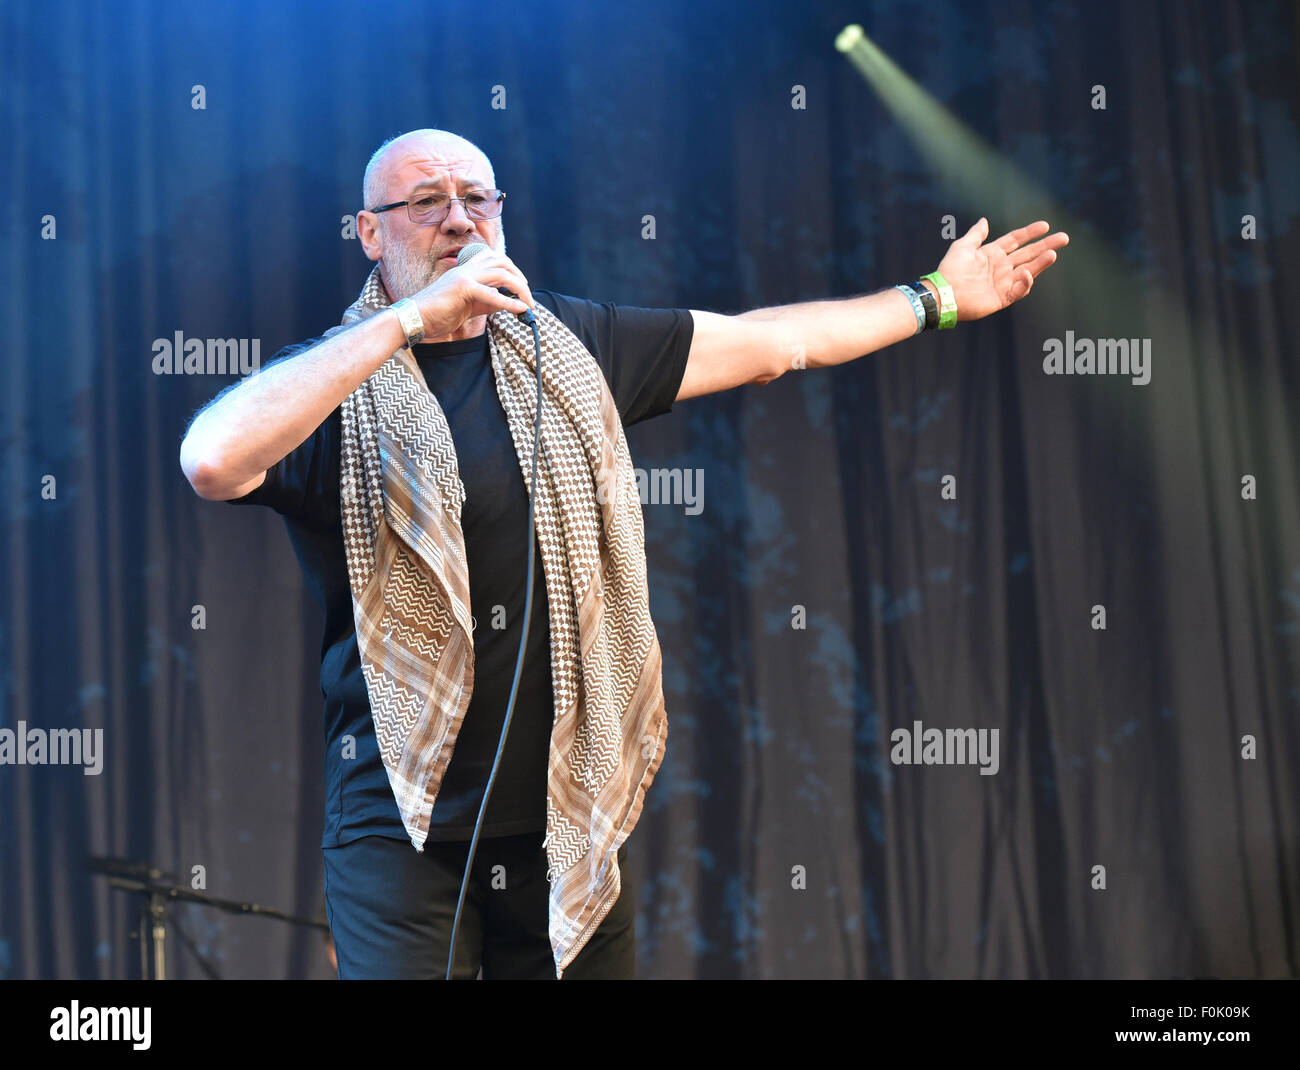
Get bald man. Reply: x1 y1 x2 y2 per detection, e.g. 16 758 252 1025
180 128 1067 979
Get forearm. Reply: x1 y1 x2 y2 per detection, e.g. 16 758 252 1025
742 278 939 374
180 307 406 498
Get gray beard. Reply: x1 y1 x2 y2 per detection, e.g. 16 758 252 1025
381 224 506 303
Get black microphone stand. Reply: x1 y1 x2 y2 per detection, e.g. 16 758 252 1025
88 855 329 980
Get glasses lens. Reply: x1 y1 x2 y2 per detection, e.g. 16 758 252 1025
463 189 504 219
407 192 449 223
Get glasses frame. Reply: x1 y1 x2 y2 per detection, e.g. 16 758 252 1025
365 189 507 226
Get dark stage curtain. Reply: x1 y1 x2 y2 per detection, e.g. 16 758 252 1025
1 0 1296 978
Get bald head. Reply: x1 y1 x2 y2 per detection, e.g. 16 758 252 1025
362 129 495 211
355 128 508 311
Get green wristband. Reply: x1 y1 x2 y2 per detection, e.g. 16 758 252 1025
921 270 957 329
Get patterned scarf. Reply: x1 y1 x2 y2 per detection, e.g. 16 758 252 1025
323 265 667 977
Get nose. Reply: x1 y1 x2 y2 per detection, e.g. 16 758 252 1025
440 198 475 233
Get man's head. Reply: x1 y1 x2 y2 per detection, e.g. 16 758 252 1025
357 129 506 303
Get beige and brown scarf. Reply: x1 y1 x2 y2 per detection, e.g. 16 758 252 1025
322 264 667 977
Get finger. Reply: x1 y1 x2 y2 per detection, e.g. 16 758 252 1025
475 281 530 314
1007 232 1069 267
487 264 534 310
493 253 530 284
481 266 535 309
472 263 525 290
473 254 527 291
994 220 1051 253
964 216 990 245
1016 248 1059 278
503 268 536 309
1012 268 1034 300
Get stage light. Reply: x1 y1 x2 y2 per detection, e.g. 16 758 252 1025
835 24 864 53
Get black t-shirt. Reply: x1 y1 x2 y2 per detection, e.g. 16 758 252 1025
224 290 693 847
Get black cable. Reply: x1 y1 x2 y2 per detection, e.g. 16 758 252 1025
445 310 542 980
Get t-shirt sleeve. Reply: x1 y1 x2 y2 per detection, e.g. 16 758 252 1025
219 338 340 528
532 290 694 426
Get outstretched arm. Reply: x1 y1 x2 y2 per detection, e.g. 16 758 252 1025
676 217 1069 402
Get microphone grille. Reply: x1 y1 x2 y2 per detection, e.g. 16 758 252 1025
456 242 490 268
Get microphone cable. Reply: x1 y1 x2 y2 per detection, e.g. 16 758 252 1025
445 271 540 980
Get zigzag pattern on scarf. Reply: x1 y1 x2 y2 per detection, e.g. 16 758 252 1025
373 357 466 518
543 804 593 876
361 668 426 768
379 552 456 660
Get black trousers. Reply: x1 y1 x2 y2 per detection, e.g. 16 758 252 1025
322 831 636 979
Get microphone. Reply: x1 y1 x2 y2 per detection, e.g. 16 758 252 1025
456 242 535 324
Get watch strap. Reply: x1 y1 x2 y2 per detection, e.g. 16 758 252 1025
910 280 939 331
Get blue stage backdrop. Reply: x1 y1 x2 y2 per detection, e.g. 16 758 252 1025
1 0 1297 979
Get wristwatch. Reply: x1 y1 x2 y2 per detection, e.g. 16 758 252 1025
390 297 425 348
910 280 940 331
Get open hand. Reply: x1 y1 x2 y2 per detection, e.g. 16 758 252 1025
935 218 1069 321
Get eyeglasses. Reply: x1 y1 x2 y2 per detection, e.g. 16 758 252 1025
366 188 506 225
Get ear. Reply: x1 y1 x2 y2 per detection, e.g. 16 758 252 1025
357 210 383 262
